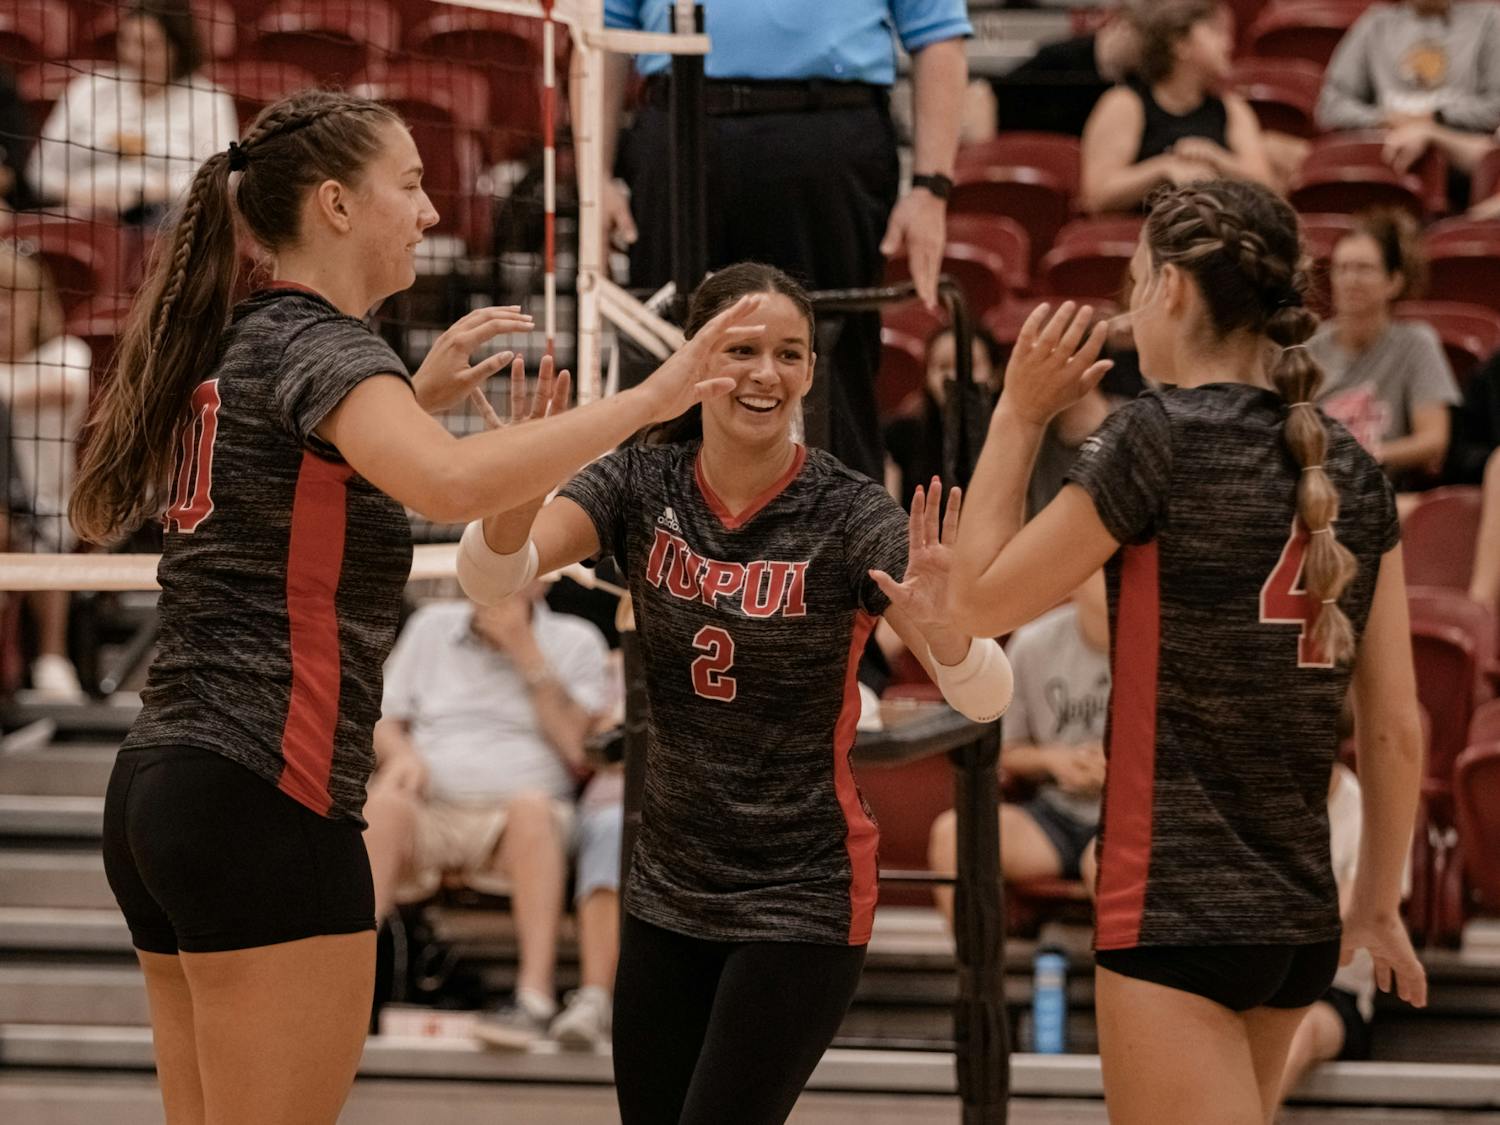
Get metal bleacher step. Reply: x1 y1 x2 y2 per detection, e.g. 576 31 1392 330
0 744 116 797
0 907 132 954
0 964 147 1026
0 851 115 909
0 795 104 840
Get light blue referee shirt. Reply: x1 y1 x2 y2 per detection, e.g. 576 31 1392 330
604 0 972 83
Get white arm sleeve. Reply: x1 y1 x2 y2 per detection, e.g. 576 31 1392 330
455 521 539 606
929 637 1014 724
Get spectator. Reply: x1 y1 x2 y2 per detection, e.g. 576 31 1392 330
1381 119 1500 217
1272 762 1378 1109
1080 0 1272 213
27 0 236 221
599 0 971 483
1308 211 1460 487
1316 0 1500 137
927 569 1110 929
362 589 620 1049
989 2 1145 136
0 242 89 699
886 325 1110 515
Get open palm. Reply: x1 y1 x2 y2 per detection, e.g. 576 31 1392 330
872 478 962 636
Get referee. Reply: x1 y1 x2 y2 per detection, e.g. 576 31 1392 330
600 0 972 483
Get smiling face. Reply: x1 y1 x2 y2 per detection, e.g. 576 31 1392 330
699 291 815 452
343 122 439 301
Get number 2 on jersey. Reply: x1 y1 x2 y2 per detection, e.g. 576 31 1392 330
691 625 737 702
1259 519 1333 669
164 380 222 533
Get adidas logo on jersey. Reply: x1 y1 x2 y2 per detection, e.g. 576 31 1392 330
657 507 683 534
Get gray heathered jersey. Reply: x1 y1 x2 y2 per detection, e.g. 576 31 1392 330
123 288 414 825
1065 384 1399 949
560 441 908 945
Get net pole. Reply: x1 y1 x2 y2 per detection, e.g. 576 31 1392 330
573 0 605 404
541 0 558 357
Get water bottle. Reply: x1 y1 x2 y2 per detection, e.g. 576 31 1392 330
1031 947 1069 1054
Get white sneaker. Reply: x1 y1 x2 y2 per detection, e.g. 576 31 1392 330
549 986 612 1050
29 655 83 702
472 989 556 1051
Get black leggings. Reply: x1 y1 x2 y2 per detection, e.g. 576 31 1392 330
612 913 867 1125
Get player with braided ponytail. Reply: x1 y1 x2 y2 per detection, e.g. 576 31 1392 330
951 179 1426 1124
74 89 757 1125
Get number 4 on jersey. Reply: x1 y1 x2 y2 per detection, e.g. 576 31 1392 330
691 625 737 702
1259 518 1334 669
164 380 222 533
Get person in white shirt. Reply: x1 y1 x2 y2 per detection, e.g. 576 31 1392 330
363 589 621 1049
1273 761 1379 1112
0 243 90 699
27 0 236 219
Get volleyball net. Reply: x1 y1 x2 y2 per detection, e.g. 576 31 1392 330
0 0 707 606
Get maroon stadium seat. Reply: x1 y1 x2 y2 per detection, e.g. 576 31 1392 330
351 61 493 249
881 298 944 346
1424 230 1500 316
1394 301 1500 384
1298 212 1358 314
82 0 237 60
1245 0 1369 67
878 326 927 417
206 60 318 128
8 213 128 313
1473 148 1500 210
404 9 560 159
1038 218 1139 299
886 239 1010 318
1454 742 1500 920
1412 620 1483 803
1404 486 1482 590
853 751 953 908
0 0 72 64
1291 133 1446 218
1231 57 1323 138
1469 698 1500 747
253 0 400 86
952 133 1080 271
982 297 1117 351
1408 586 1497 703
944 214 1032 295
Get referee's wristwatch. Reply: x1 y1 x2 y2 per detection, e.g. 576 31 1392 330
911 172 953 201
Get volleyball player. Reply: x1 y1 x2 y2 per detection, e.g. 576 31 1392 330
70 90 763 1125
456 262 1013 1125
950 180 1428 1125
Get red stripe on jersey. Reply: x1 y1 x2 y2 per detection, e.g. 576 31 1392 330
1095 541 1160 950
835 611 881 945
278 452 353 816
695 444 808 530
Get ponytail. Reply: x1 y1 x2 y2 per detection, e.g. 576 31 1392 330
70 152 239 544
1266 306 1358 665
69 90 404 545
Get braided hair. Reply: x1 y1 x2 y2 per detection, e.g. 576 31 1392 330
71 91 404 544
1145 178 1359 664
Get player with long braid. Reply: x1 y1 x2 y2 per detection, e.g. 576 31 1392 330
73 89 759 1125
951 180 1427 1125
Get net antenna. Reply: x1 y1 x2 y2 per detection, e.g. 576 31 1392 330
443 0 709 399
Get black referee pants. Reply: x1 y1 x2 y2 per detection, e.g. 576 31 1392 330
621 102 900 482
612 912 867 1125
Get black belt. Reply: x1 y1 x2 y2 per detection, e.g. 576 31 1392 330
642 76 886 116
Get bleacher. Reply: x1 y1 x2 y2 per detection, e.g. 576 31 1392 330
4 0 1500 1120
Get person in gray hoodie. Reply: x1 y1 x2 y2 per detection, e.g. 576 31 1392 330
1316 0 1500 135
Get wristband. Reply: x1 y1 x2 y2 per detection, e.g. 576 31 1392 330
929 637 1014 723
456 521 539 605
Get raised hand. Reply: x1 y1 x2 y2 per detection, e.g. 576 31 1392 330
1000 302 1113 426
870 478 963 638
470 354 572 432
638 294 767 422
412 305 534 413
